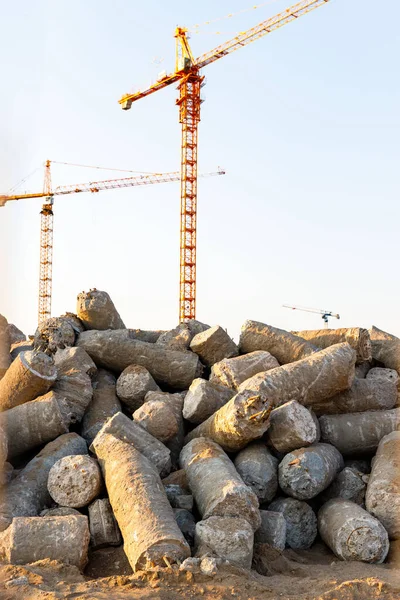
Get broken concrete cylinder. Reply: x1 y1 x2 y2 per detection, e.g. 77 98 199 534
133 400 178 443
238 343 356 411
233 442 278 503
88 498 122 549
254 510 287 552
174 508 196 547
54 346 97 377
60 312 85 335
318 498 389 563
321 467 367 505
366 431 400 539
266 401 318 453
279 443 344 500
180 437 261 532
184 388 274 452
91 411 171 478
367 367 399 386
156 324 193 351
294 328 372 364
0 433 87 531
7 323 26 345
0 315 11 379
190 325 239 367
128 329 165 343
0 391 73 459
240 320 317 365
0 350 57 412
34 317 76 354
183 378 235 424
369 326 400 374
116 364 160 411
195 516 254 569
0 515 90 570
269 497 317 549
310 377 398 416
77 289 125 330
210 350 279 391
81 369 121 445
92 431 190 571
319 408 400 455
48 454 102 508
77 329 202 389
145 391 186 470
53 367 93 422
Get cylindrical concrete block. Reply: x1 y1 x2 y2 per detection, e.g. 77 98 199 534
146 391 186 471
133 400 178 442
77 329 202 389
88 498 122 549
278 443 343 500
266 401 318 453
184 389 274 452
254 510 286 552
310 378 398 416
92 431 190 571
210 350 279 390
294 328 372 364
0 350 57 412
319 409 400 455
54 346 97 377
116 364 160 411
156 324 193 351
0 315 11 380
366 431 400 539
194 516 254 569
81 369 121 445
129 329 165 343
369 326 400 374
367 367 399 385
53 368 93 423
268 497 317 549
238 343 356 411
0 433 88 531
0 390 73 459
190 325 239 367
7 323 26 345
48 454 102 508
318 498 389 563
92 411 171 478
60 312 85 336
233 442 278 503
0 515 90 570
240 320 317 365
34 317 76 354
77 289 125 330
321 467 367 506
183 379 235 424
180 438 261 532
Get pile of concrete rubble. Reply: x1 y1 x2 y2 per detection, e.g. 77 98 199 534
0 289 399 574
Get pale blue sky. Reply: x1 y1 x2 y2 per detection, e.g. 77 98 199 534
0 0 399 340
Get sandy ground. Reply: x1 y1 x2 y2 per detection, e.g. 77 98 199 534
0 542 399 600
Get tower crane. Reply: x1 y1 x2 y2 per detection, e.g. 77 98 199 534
0 161 224 323
283 304 340 328
119 0 331 322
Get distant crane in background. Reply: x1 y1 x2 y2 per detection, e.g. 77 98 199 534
0 161 224 324
283 304 340 328
119 0 331 322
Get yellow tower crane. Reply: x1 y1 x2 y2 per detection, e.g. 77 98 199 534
0 161 224 323
119 0 332 322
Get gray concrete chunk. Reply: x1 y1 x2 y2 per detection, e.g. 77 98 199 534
269 497 317 550
195 516 254 569
116 364 160 411
266 400 318 453
254 510 286 551
190 326 238 367
233 442 278 503
183 378 235 424
210 350 279 390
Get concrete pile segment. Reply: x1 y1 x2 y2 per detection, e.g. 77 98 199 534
77 329 202 389
116 364 160 411
128 329 165 343
48 454 102 508
53 367 93 423
183 378 235 424
60 312 85 336
0 515 90 570
180 437 261 532
210 350 279 391
319 408 400 455
318 498 389 563
365 431 400 539
88 498 122 549
91 411 171 478
238 343 356 411
240 320 317 364
266 400 318 453
321 466 367 505
278 443 344 500
0 433 88 531
81 369 121 445
233 441 278 503
92 431 190 571
194 516 254 569
77 289 125 330
293 328 372 363
190 325 239 367
369 326 400 374
34 316 76 354
268 497 317 549
156 323 193 351
133 399 179 442
254 510 287 552
0 315 11 380
7 323 26 345
145 391 186 470
0 350 57 412
54 346 97 376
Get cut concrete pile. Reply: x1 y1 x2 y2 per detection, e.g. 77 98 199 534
0 293 399 575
